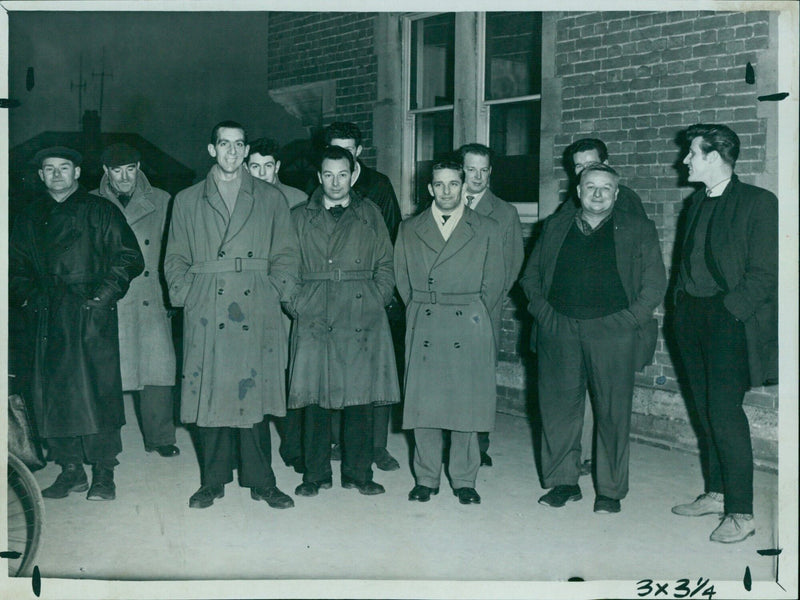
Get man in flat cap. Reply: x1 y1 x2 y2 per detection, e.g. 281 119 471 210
10 146 144 501
92 143 180 458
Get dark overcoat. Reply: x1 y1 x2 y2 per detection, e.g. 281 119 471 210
164 168 300 427
394 208 505 432
287 189 400 409
520 205 666 371
9 186 144 437
92 172 176 390
674 174 778 385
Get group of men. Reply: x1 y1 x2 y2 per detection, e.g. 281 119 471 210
9 121 776 545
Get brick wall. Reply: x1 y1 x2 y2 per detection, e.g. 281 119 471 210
267 12 380 165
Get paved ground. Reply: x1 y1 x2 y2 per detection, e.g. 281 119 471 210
6 396 786 599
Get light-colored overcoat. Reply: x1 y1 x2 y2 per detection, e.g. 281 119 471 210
164 168 300 427
394 207 505 432
288 189 400 409
92 172 176 390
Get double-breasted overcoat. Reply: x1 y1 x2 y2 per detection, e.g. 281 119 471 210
394 208 505 432
164 168 300 428
92 171 176 391
287 189 400 410
9 186 144 437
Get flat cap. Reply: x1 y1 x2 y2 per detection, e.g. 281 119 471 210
101 143 141 168
32 146 83 167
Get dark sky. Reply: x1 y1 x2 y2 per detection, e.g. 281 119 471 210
8 10 309 178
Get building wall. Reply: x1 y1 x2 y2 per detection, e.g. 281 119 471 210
266 11 781 469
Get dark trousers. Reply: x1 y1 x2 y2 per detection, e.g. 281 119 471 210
304 404 374 485
277 408 304 465
48 429 122 469
331 404 390 453
537 308 636 499
197 418 276 489
137 385 176 449
674 293 753 514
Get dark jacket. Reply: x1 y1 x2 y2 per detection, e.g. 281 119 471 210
287 189 400 410
520 205 666 371
353 161 402 244
674 175 778 386
9 186 144 437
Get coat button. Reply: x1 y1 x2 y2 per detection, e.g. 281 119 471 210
423 340 430 347
244 290 250 296
355 328 361 332
144 270 150 277
328 326 333 332
218 289 224 295
218 251 225 258
143 300 149 306
219 323 225 329
454 342 461 349
144 239 150 245
247 251 253 257
428 277 434 284
242 325 249 331
356 293 362 299
355 258 361 264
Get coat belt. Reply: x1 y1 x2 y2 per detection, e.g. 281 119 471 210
411 290 481 305
188 258 270 274
302 269 374 282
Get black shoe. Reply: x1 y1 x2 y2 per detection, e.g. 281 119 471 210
538 485 582 508
284 457 305 474
341 474 385 495
41 464 89 499
373 448 401 471
480 452 493 467
87 466 116 501
294 478 333 497
147 444 180 457
408 484 439 502
330 444 342 461
189 484 225 508
454 487 481 504
251 486 295 509
593 495 621 514
579 459 592 476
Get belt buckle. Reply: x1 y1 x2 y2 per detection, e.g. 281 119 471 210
235 257 243 272
430 291 437 304
332 268 342 282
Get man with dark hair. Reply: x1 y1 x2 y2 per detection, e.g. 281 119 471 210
10 146 144 501
245 137 308 209
287 145 400 498
92 143 179 459
395 160 505 505
325 121 404 472
165 121 300 510
521 163 666 514
456 143 524 467
671 124 777 544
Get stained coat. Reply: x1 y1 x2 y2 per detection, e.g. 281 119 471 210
9 186 144 437
164 168 300 427
288 189 400 409
394 208 505 432
92 171 176 390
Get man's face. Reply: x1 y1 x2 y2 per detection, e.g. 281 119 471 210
572 149 604 176
463 152 492 195
208 127 249 174
246 153 280 184
39 157 80 194
577 169 618 221
683 136 713 184
428 168 463 213
318 157 354 203
104 162 139 195
329 137 362 161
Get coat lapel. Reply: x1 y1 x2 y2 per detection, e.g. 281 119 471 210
474 190 496 219
413 208 446 257
433 210 476 269
224 170 256 243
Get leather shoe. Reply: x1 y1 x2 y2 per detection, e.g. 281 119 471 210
454 487 481 504
710 513 755 543
538 484 582 507
408 484 439 502
671 492 724 517
480 452 493 467
251 486 294 509
593 495 621 513
373 448 401 471
294 478 332 497
189 484 224 508
341 474 385 495
87 467 116 501
41 464 89 499
147 444 180 457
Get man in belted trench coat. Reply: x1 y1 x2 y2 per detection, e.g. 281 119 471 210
395 160 505 505
165 121 301 510
10 146 144 502
92 143 179 458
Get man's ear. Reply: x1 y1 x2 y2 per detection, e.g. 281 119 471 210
317 172 323 184
427 183 435 198
355 145 363 159
38 169 44 182
74 166 81 180
208 144 217 158
275 160 281 175
103 165 110 177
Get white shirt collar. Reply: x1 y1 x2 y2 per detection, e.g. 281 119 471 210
706 177 732 198
323 195 351 209
462 188 487 209
431 202 465 241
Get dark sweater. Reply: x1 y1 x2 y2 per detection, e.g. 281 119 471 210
548 218 629 319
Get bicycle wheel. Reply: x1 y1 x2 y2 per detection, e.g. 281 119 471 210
7 452 45 577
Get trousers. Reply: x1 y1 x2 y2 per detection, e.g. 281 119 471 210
197 418 276 489
137 385 176 449
304 404 374 484
413 428 479 489
48 429 122 469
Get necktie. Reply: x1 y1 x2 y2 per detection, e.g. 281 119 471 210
117 194 131 208
329 205 345 220
466 195 475 208
441 214 451 224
